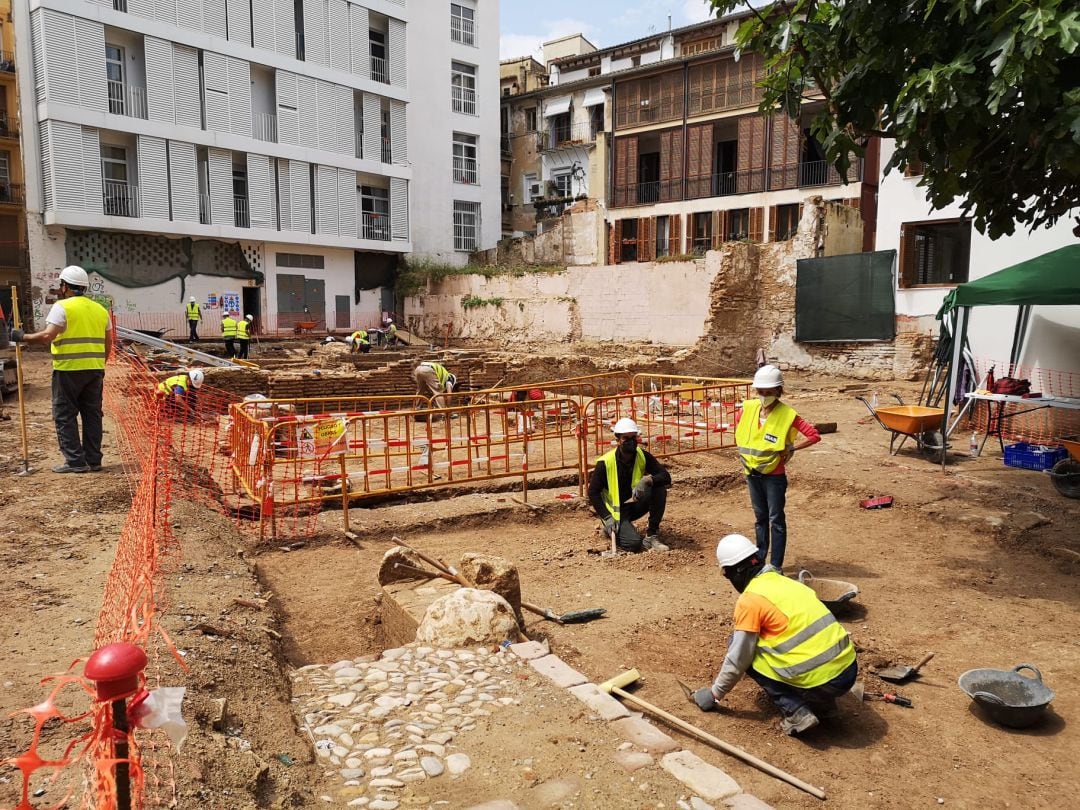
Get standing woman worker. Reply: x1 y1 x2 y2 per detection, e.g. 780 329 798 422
734 365 820 572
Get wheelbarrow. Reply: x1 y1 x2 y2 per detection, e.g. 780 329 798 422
1049 437 1080 499
133 327 173 339
856 394 947 461
292 320 321 336
958 663 1055 728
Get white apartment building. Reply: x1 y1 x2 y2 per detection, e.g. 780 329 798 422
14 0 499 333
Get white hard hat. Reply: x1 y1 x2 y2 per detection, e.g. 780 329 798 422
59 265 90 288
324 336 335 343
189 296 196 303
612 417 640 435
188 369 205 389
344 335 355 345
245 314 253 321
716 534 758 567
752 364 783 389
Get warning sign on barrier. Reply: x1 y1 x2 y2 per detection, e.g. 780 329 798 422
298 418 347 458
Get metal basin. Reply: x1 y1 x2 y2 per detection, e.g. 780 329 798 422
797 570 859 614
958 664 1055 728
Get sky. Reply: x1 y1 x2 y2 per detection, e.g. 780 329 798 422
499 0 718 61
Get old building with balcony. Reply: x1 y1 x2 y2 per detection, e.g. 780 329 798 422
15 0 499 330
0 0 29 320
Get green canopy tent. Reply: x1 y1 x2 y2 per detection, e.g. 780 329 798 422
938 243 1080 465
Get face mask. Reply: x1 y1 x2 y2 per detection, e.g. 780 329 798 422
724 560 763 593
759 395 778 408
619 438 638 454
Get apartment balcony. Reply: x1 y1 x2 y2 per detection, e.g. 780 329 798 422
540 122 598 151
686 169 766 200
453 156 478 185
381 138 391 164
0 183 25 206
611 179 683 208
199 192 211 225
234 195 249 228
360 211 390 241
452 86 477 115
0 112 19 139
0 52 13 74
370 55 389 84
107 80 148 120
253 112 277 143
295 32 305 61
450 17 476 46
0 242 28 269
796 158 864 188
104 180 139 217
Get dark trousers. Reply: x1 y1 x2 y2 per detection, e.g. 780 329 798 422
747 659 858 717
52 369 105 467
236 338 249 359
747 472 788 568
188 319 199 341
224 338 235 358
616 485 668 550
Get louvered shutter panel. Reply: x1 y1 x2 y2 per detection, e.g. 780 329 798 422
276 159 292 230
81 127 103 215
137 136 170 219
155 0 177 27
227 0 252 44
173 45 203 128
144 37 175 123
276 71 299 145
303 0 327 66
315 165 339 235
390 100 407 165
275 0 295 57
228 58 252 136
696 123 713 194
350 4 370 78
638 217 654 262
671 214 682 255
252 0 275 51
668 128 683 201
314 81 333 152
168 140 199 222
203 52 231 133
336 85 355 155
898 224 916 288
288 160 312 233
297 76 319 149
748 207 764 243
204 0 227 37
767 205 777 241
686 125 702 196
38 11 77 106
128 0 155 20
30 11 46 105
38 122 53 210
362 94 381 162
207 148 234 225
337 168 357 239
768 114 801 190
737 114 766 193
659 131 672 184
74 18 107 112
45 121 82 210
389 177 408 241
246 153 273 229
711 211 723 248
388 17 407 88
611 220 622 264
328 0 350 72
177 0 203 32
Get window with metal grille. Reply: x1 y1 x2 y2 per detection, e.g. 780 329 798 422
774 203 800 241
453 132 478 184
452 61 478 114
450 3 475 46
453 200 480 251
619 218 638 262
361 186 390 241
691 212 711 254
655 215 671 257
727 208 749 240
276 253 326 269
898 219 971 287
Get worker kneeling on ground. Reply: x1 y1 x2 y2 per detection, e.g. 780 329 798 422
345 329 371 354
412 361 456 410
588 418 672 552
156 368 205 419
693 534 858 736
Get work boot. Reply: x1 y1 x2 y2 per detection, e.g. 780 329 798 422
642 533 670 552
779 706 819 736
52 463 90 474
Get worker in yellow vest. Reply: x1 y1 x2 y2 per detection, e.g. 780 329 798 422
691 534 858 736
186 296 202 342
12 266 112 473
412 361 457 410
235 314 253 359
156 368 205 418
345 329 370 354
734 365 821 572
587 417 671 552
221 311 238 359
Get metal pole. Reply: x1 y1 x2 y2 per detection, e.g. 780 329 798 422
941 306 969 470
11 286 31 474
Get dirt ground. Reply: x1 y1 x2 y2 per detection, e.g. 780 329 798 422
2 350 1079 809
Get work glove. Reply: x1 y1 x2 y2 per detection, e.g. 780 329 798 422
693 687 718 712
601 516 618 535
632 476 653 502
9 328 24 342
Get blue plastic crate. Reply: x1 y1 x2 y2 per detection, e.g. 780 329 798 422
1003 442 1068 472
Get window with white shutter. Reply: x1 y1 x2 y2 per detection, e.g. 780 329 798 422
274 0 295 58
328 0 350 72
287 160 312 233
144 37 175 123
226 0 252 45
362 93 381 163
173 45 203 128
155 0 178 28
203 52 231 133
337 168 357 239
390 177 409 242
82 128 104 216
276 71 299 145
297 76 319 149
169 140 199 222
276 158 292 230
207 148 234 225
390 99 407 165
315 166 339 235
228 58 252 137
252 0 275 51
388 17 406 89
74 17 107 113
177 0 204 32
246 153 274 229
137 135 170 219
303 0 328 66
349 4 369 79
204 0 228 38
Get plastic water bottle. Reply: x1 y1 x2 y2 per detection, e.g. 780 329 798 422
870 391 879 410
970 431 980 458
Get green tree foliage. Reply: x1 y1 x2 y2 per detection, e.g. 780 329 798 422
711 0 1080 238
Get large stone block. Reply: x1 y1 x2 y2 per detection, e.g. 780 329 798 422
377 547 431 587
459 553 523 624
660 750 741 801
415 588 523 648
609 717 679 753
380 578 460 648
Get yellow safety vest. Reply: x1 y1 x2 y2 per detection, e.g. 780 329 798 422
421 362 450 388
351 330 369 344
221 316 237 338
157 374 190 395
735 399 797 475
186 302 201 320
596 447 645 523
236 320 249 339
51 296 109 372
745 571 855 688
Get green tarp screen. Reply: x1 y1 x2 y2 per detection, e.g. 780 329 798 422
795 250 896 342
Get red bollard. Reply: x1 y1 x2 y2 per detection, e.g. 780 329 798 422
85 643 147 810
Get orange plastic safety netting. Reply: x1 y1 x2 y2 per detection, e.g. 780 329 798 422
968 359 1080 444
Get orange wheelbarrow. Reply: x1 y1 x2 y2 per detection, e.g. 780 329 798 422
1049 438 1080 498
857 394 947 461
293 320 321 335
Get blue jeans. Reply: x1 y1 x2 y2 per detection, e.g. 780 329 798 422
747 659 858 717
746 472 787 569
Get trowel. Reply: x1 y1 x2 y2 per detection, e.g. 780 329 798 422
873 652 935 684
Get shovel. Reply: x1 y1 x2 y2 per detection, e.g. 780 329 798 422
521 601 607 624
874 652 935 684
